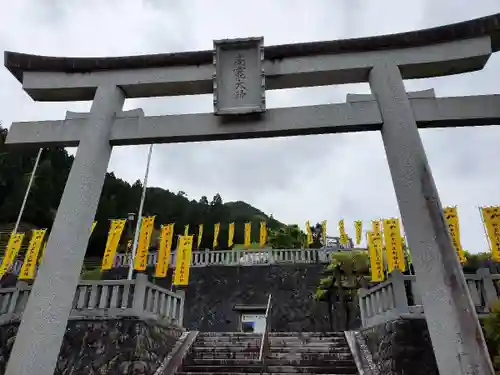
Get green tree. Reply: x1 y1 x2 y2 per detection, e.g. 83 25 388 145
483 299 500 372
0 125 285 257
308 222 323 248
462 251 493 273
268 224 305 249
314 250 370 330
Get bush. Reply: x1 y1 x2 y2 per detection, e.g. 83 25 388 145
483 299 500 372
81 267 102 280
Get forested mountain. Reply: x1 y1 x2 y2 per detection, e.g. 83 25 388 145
0 126 284 256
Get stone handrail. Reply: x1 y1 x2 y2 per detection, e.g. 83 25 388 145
113 248 339 269
259 294 272 370
0 274 184 326
1 248 361 278
359 268 500 328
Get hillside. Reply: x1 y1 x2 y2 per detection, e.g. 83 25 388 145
0 125 284 256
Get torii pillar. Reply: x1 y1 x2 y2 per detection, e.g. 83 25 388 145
5 85 126 375
369 61 493 374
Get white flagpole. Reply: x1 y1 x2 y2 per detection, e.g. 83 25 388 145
13 148 43 234
127 144 154 280
478 206 492 253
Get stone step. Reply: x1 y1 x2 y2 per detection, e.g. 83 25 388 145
269 359 355 366
269 346 352 353
191 347 260 353
194 341 262 347
194 340 261 345
269 365 357 374
190 348 351 355
197 332 345 338
269 343 349 349
184 359 261 366
196 333 260 340
191 343 351 354
193 343 350 351
181 365 358 374
192 344 350 352
185 352 353 364
195 336 347 340
195 337 262 343
188 350 353 360
270 337 347 344
269 332 345 337
195 339 347 346
272 343 348 348
267 353 354 361
193 343 262 349
184 359 356 367
181 365 262 373
177 373 323 375
270 336 346 343
198 333 262 338
189 353 260 360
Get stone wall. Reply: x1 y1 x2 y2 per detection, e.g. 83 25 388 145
0 318 182 375
106 264 340 332
359 319 438 375
3 263 357 333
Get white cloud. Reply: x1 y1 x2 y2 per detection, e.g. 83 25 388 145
1 0 500 252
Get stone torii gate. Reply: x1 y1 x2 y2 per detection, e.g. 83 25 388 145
3 14 500 375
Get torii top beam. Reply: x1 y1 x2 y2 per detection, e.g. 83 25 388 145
4 13 500 102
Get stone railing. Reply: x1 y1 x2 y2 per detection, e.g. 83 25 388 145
2 248 362 278
359 268 500 328
0 274 184 326
114 248 343 268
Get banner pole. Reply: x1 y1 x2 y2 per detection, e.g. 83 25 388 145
478 206 492 254
13 148 43 234
128 144 154 280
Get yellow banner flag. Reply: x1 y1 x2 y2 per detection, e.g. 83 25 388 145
382 218 406 272
101 219 126 270
228 222 235 248
481 206 500 261
444 207 466 263
339 219 349 245
184 224 189 236
306 221 313 246
173 235 194 286
244 222 252 248
197 224 203 249
91 221 97 234
259 221 267 248
155 223 174 278
213 223 220 249
0 233 25 279
354 220 362 245
19 229 47 280
367 231 385 282
372 220 381 235
134 216 156 271
321 220 327 245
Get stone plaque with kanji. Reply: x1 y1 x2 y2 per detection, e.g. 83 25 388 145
213 37 265 115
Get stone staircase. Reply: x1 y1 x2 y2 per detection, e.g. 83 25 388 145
176 331 359 375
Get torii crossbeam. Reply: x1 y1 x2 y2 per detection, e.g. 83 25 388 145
4 13 500 375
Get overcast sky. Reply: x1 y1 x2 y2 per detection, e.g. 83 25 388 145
1 0 500 252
